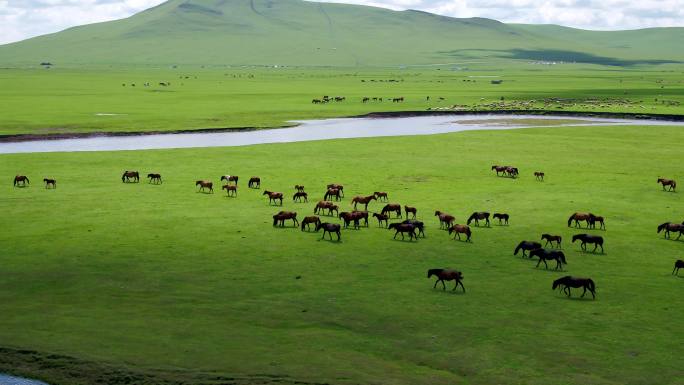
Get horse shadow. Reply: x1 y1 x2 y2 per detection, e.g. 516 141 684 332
430 288 466 295
577 250 607 255
556 295 595 301
317 237 343 243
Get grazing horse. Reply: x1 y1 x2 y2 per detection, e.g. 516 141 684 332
314 201 337 216
448 224 471 242
295 185 305 192
381 204 402 218
248 177 261 189
434 211 455 229
374 191 388 201
427 269 465 292
301 216 321 231
43 178 56 189
324 188 342 202
553 276 596 299
121 171 139 183
467 212 490 227
541 234 562 248
588 214 606 230
13 175 30 187
534 171 545 181
493 213 509 225
316 222 341 241
673 259 684 275
220 175 239 185
373 213 389 228
327 184 344 197
293 191 308 202
147 173 162 184
491 165 507 176
388 223 417 241
402 219 425 237
404 206 417 219
273 211 299 227
351 195 376 210
572 234 604 253
263 191 283 205
222 184 237 196
657 222 684 239
506 167 519 178
658 178 676 192
339 212 361 229
530 249 567 270
568 212 593 228
514 241 541 257
196 180 213 193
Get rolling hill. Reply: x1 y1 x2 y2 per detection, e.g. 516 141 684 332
0 0 682 67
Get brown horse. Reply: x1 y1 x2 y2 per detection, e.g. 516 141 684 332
196 180 213 193
351 195 376 210
263 191 283 205
553 276 595 299
402 219 425 237
491 165 507 176
374 191 388 201
220 175 239 185
448 225 471 242
673 260 684 275
273 211 299 227
373 213 389 228
493 213 509 225
222 184 237 196
541 234 562 248
351 210 369 227
572 234 604 253
43 178 56 189
568 212 592 228
13 175 30 187
293 191 308 202
467 212 490 227
388 223 417 241
381 204 402 218
428 269 465 292
316 222 341 241
147 173 162 184
121 171 139 183
658 178 676 192
534 171 545 181
657 222 684 239
506 167 519 178
339 212 361 229
514 241 541 257
434 211 455 229
295 185 305 192
248 177 261 189
301 216 321 231
588 214 606 230
327 184 344 197
314 201 338 216
530 249 567 270
404 205 417 219
324 188 342 202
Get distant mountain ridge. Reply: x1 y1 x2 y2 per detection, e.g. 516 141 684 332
0 0 682 66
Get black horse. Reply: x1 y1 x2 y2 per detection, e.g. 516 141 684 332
514 241 542 258
530 248 567 270
552 276 596 299
572 234 604 253
388 223 417 241
493 213 509 225
402 219 425 237
316 222 341 241
427 269 465 292
467 212 490 227
673 260 684 276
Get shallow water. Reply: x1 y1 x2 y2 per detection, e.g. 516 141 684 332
0 114 681 154
0 374 49 385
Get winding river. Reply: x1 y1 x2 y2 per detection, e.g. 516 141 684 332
1 114 682 154
0 373 49 385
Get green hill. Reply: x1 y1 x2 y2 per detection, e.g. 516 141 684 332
0 0 682 66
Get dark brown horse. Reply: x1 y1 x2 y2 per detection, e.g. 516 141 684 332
351 195 376 210
301 216 321 231
404 205 417 219
572 234 604 253
327 184 344 197
428 269 465 292
658 222 684 239
316 222 341 241
389 223 417 241
506 167 519 178
43 178 56 189
568 212 592 228
351 210 369 227
514 241 541 257
339 212 361 229
196 180 213 193
295 185 305 192
381 204 402 218
467 212 490 227
374 191 388 201
434 211 455 229
493 213 509 225
220 175 239 185
373 212 389 228
491 165 507 176
314 201 338 216
448 224 471 242
588 214 606 230
402 219 425 237
263 190 283 205
293 191 308 202
147 173 162 184
324 188 341 202
13 175 30 187
658 178 676 192
248 177 261 189
121 171 139 183
541 234 562 248
553 276 595 299
673 260 684 275
222 184 237 196
534 171 545 181
530 249 567 270
273 211 299 227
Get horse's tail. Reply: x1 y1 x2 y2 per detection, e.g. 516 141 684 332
25 176 29 184
514 242 523 255
657 223 669 233
567 214 574 227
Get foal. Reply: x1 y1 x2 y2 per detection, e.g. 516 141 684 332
43 178 57 189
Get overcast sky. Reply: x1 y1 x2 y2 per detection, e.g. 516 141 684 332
1 0 682 45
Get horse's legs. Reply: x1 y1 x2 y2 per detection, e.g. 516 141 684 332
535 258 542 268
441 280 446 291
336 231 340 241
433 279 439 289
543 259 548 269
599 243 604 253
592 243 598 252
581 286 587 298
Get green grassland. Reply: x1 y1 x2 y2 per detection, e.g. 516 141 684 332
1 63 683 136
1 124 683 385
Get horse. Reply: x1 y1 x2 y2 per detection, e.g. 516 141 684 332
327 184 344 197
530 249 567 270
491 165 507 176
351 195 376 210
572 234 604 253
121 171 139 183
314 201 337 216
448 224 471 241
248 177 261 189
427 269 465 292
13 175 30 187
588 214 606 230
220 175 238 185
43 178 56 189
658 178 676 192
324 188 341 202
534 171 545 181
388 223 417 241
373 213 389 228
402 219 425 237
301 216 321 231
505 167 519 178
222 184 237 196
467 212 490 227
673 260 684 275
351 210 369 227
147 173 162 184
339 212 361 229
553 276 596 299
295 185 305 192
381 204 402 218
493 213 509 225
434 211 455 229
293 192 308 202
196 180 213 193
263 191 283 205
316 222 341 241
273 211 299 227
568 212 593 228
657 222 684 239
514 241 541 257
541 234 562 248
374 192 388 201
404 206 417 219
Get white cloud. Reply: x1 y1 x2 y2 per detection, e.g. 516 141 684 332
0 0 682 45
